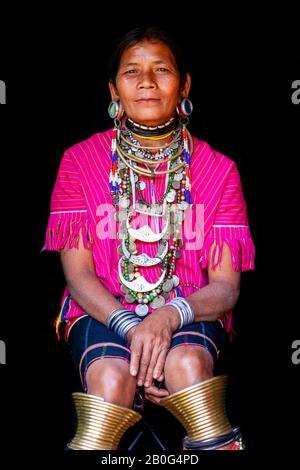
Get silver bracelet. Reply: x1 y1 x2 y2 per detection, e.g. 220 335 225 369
107 308 141 340
167 297 195 329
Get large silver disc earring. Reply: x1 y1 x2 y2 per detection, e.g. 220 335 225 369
108 100 123 120
177 98 193 118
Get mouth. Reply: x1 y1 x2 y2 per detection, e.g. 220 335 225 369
135 98 161 103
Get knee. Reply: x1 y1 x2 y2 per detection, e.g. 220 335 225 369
164 347 214 386
86 360 133 396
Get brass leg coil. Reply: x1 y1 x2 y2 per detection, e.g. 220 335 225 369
67 393 142 450
161 375 243 450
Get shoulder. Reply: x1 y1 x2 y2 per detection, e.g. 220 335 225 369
64 128 113 165
191 135 236 174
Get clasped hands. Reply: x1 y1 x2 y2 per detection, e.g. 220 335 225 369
126 305 180 405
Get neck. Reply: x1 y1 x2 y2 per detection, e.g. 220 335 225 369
124 116 179 149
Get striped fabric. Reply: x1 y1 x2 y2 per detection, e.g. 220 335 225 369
41 129 255 337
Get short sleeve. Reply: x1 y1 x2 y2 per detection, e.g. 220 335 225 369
40 151 94 252
200 162 255 272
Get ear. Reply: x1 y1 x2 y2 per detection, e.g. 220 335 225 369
180 73 192 100
109 80 119 101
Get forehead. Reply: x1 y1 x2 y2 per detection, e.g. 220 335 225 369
119 40 177 66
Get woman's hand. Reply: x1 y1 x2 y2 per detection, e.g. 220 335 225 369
144 377 170 405
127 306 180 388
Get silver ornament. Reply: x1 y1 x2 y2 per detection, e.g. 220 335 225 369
162 279 174 292
135 304 149 316
150 295 166 309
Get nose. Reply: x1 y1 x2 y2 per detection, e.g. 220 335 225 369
137 70 157 89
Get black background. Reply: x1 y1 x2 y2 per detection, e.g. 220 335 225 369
0 6 299 467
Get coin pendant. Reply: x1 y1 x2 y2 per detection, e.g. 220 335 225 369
119 197 130 209
172 275 180 287
166 192 175 203
135 304 149 316
125 293 135 304
174 172 183 181
138 181 146 190
162 279 174 292
120 285 129 294
172 181 181 190
162 291 171 300
150 295 166 309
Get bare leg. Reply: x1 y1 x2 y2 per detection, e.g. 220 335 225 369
164 345 214 394
164 346 234 450
86 358 137 408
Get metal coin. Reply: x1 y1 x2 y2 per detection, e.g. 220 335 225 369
125 293 135 304
174 250 182 259
119 197 130 209
166 192 175 203
172 181 181 190
162 291 170 300
117 245 124 255
174 172 183 181
172 275 180 287
134 174 138 183
162 279 174 292
118 161 126 170
120 285 129 294
128 264 135 274
150 295 166 309
135 304 149 316
138 181 146 190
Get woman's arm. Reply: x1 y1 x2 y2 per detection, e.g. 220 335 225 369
183 241 241 321
129 241 241 389
59 232 124 326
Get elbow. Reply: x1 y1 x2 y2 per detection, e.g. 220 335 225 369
64 269 93 296
228 283 240 309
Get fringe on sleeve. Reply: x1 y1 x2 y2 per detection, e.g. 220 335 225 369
200 225 255 272
40 210 94 252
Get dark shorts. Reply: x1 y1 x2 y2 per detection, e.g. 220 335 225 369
63 313 225 393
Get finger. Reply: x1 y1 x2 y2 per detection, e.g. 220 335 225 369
130 339 143 377
136 347 152 386
144 386 169 397
152 349 168 381
143 346 162 388
144 390 169 406
157 372 164 382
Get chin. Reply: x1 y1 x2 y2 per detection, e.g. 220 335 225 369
128 113 170 126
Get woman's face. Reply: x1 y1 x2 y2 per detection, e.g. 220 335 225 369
109 40 191 126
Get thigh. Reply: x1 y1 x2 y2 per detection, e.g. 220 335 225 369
65 315 132 392
169 320 226 367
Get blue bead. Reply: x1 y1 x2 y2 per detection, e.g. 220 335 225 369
185 190 192 204
184 150 190 165
175 287 183 297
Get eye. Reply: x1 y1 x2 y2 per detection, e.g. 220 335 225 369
157 67 168 72
125 69 138 74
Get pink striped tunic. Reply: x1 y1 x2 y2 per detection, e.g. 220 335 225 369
41 129 255 336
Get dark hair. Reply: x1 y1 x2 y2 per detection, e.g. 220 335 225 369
107 26 189 85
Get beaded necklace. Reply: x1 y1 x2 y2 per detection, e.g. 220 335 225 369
109 118 193 316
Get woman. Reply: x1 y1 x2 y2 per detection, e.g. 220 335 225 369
42 27 255 451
